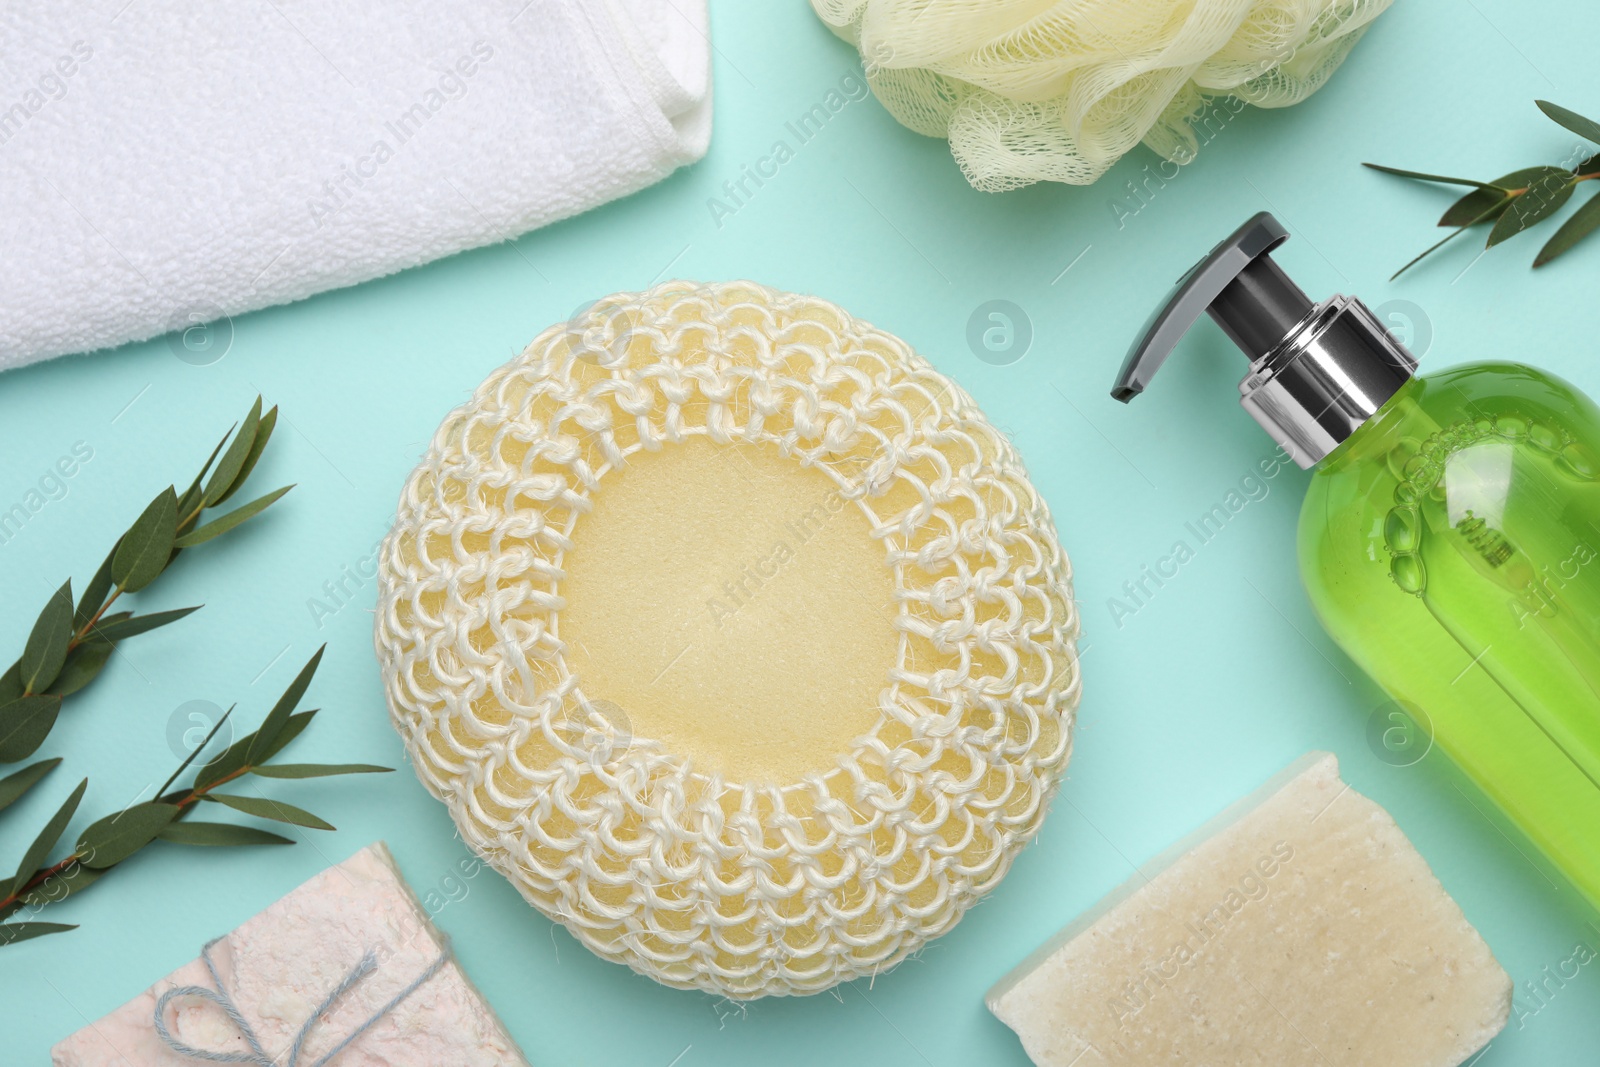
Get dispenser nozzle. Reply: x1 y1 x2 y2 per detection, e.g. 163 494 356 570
1109 211 1418 468
1112 213 1303 403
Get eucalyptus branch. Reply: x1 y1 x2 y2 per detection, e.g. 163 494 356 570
0 396 293 766
0 647 390 946
1366 99 1600 278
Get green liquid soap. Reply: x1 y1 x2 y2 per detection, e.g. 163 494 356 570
1115 213 1600 911
1302 365 1600 907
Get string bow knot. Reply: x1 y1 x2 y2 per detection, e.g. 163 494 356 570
153 936 450 1065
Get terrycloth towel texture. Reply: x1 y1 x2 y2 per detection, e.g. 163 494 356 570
0 0 712 370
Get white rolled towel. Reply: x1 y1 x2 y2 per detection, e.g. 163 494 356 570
0 0 712 370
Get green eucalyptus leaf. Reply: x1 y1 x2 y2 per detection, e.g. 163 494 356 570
195 730 255 790
76 802 179 868
202 398 262 509
112 487 178 593
0 663 20 704
178 426 234 524
259 710 317 763
89 606 201 644
246 647 324 767
1439 187 1510 228
197 704 322 790
0 695 63 764
1362 163 1495 188
1488 174 1577 247
1578 154 1600 177
18 860 104 909
251 763 391 779
46 641 114 698
21 581 73 695
1486 165 1572 191
1536 99 1600 146
1535 188 1600 266
158 821 293 847
205 793 332 830
214 406 278 507
73 546 118 631
172 485 292 549
157 705 233 798
9 778 86 899
0 758 61 815
0 921 76 946
1391 193 1517 279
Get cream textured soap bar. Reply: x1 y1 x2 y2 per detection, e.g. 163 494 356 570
52 843 528 1067
988 753 1511 1066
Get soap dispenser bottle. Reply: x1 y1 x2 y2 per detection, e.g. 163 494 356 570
1114 212 1600 910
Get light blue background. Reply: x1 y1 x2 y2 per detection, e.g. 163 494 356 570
4 1 1599 1062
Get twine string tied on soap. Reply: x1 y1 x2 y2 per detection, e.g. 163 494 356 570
152 935 451 1065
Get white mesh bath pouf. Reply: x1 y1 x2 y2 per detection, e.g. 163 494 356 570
374 280 1080 999
811 0 1393 191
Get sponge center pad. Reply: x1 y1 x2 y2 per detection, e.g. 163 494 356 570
559 436 898 784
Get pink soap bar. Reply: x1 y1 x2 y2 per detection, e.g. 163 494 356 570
52 842 529 1067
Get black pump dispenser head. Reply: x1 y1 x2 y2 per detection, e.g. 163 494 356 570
1112 212 1417 468
1210 251 1314 361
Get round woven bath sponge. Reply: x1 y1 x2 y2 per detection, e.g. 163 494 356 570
375 281 1079 998
812 0 1393 191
